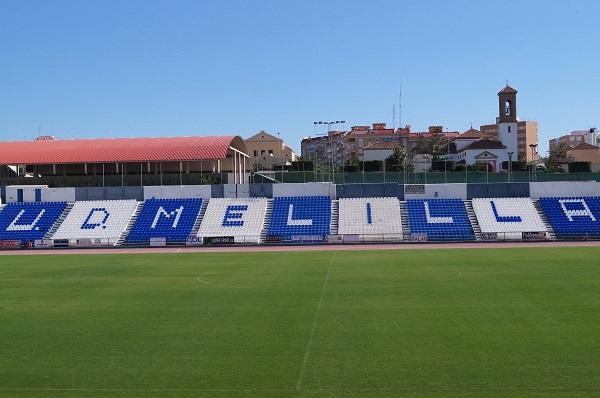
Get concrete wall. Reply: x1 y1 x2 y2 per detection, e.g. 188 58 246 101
211 184 224 198
4 182 600 203
467 183 529 199
336 183 403 199
404 183 468 200
74 187 144 201
144 185 211 200
272 182 336 198
222 184 251 198
529 181 600 198
249 183 273 198
42 188 76 202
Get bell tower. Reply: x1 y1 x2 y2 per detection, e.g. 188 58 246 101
497 85 518 159
498 85 517 123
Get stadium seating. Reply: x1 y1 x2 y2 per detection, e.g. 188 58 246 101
338 197 403 240
472 198 547 239
268 196 331 241
406 199 475 241
0 202 67 242
538 197 600 238
52 200 139 245
197 198 267 243
127 198 202 243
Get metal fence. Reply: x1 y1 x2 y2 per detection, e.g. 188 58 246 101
252 171 600 184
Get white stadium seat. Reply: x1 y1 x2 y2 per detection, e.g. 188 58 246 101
338 197 403 241
472 197 547 239
197 198 267 244
52 200 139 246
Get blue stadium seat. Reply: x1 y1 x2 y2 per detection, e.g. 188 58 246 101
406 199 475 241
0 202 67 243
539 197 600 238
268 196 331 241
127 198 202 243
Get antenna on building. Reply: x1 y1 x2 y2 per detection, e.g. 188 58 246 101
399 83 403 128
392 104 396 130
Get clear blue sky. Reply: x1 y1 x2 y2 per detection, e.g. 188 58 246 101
1 0 598 155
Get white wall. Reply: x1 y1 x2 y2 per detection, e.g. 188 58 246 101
143 185 212 200
529 181 600 198
498 122 518 156
5 186 75 203
273 183 336 198
363 149 392 161
463 148 509 170
404 183 468 200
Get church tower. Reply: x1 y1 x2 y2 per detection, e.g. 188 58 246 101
497 85 518 157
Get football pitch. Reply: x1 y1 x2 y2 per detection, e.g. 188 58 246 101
1 247 600 398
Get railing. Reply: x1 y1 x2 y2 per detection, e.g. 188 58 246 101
3 171 600 188
252 171 600 184
3 231 600 251
0 172 228 187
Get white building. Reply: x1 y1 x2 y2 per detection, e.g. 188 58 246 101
454 138 509 172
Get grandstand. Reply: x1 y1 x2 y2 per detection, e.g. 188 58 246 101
1 136 600 250
268 196 331 242
2 190 600 248
472 198 547 239
127 198 203 244
406 199 475 241
539 197 600 238
197 198 267 244
51 200 139 246
0 202 66 243
338 197 403 241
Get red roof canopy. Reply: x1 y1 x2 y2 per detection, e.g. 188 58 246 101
0 135 246 165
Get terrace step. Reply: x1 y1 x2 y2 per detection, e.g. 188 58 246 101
464 200 483 241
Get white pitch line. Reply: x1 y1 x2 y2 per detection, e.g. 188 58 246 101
296 250 337 390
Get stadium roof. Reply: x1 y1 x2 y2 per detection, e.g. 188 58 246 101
0 135 247 165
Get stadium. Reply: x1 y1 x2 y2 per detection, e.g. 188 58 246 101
1 134 600 397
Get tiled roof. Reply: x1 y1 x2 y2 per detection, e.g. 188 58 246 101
460 138 506 151
569 142 599 150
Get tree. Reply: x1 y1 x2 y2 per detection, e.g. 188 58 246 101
385 146 411 171
411 135 450 160
546 143 569 173
569 162 592 173
341 153 360 172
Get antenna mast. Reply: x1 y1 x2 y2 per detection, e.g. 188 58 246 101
399 84 402 128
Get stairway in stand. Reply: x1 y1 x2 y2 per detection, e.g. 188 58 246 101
463 200 483 240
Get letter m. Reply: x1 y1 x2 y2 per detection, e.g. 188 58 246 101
151 206 184 229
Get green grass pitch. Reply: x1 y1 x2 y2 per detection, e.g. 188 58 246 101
1 247 600 397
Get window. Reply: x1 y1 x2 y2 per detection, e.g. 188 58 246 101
261 150 265 155
508 126 511 133
253 150 258 156
268 149 273 155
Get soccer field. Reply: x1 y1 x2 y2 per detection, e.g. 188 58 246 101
1 247 600 398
